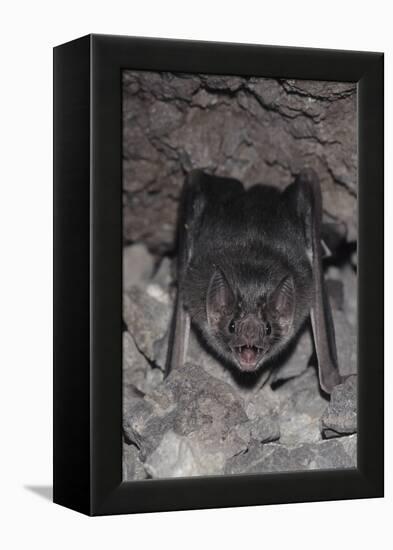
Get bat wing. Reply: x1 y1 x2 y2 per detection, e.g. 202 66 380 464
165 171 203 376
166 170 244 375
287 169 342 394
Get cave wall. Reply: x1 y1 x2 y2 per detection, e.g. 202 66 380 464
123 70 357 254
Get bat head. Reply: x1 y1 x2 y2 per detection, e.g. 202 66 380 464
206 267 295 372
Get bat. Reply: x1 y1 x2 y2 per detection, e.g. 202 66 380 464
166 168 343 394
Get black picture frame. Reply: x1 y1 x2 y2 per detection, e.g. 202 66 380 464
53 34 384 516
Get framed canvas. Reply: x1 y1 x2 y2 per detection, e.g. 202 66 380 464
53 34 384 516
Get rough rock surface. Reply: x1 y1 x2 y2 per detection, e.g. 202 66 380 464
225 435 357 475
123 285 172 369
321 375 357 438
122 441 148 481
123 357 357 479
123 362 279 477
123 71 357 253
123 331 163 396
123 243 155 291
273 369 328 445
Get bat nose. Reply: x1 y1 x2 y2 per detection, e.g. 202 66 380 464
241 316 262 345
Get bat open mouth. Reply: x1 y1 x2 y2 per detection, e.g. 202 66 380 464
233 345 264 371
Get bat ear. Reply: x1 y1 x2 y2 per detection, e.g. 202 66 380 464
268 276 295 334
206 267 235 327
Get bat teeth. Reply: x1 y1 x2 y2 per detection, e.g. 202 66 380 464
235 345 262 353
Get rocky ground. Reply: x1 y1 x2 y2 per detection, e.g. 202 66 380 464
122 244 357 480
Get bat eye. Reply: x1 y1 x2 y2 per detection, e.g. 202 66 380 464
228 320 236 333
265 322 272 336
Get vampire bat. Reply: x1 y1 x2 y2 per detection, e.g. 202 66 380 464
166 168 343 394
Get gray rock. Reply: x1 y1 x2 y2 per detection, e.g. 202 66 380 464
123 331 149 385
152 334 170 374
225 434 357 475
245 383 280 415
145 281 172 306
233 416 280 445
123 331 163 395
122 442 148 481
321 375 357 438
151 256 174 291
123 393 176 460
124 363 260 477
123 244 155 291
123 286 172 368
144 431 201 478
273 368 329 445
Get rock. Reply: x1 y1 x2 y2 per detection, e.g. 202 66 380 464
151 256 174 291
123 286 172 368
273 368 329 445
124 363 276 477
225 434 357 475
123 331 163 395
122 442 147 481
245 384 280 417
123 331 149 385
123 244 155 291
123 396 168 459
144 431 200 478
145 281 171 306
151 334 170 375
233 416 280 445
321 375 357 438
